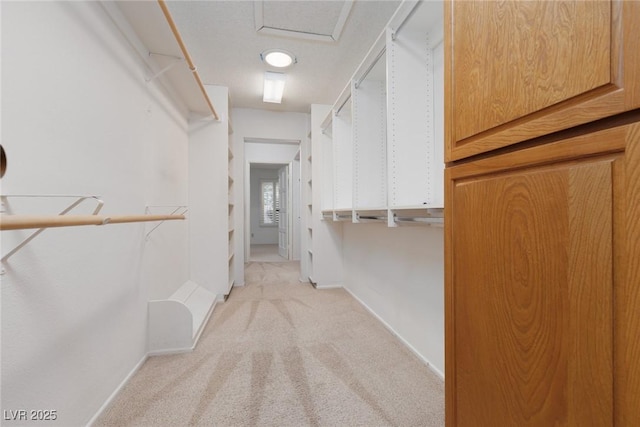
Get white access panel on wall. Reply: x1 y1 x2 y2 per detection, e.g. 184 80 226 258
332 98 353 210
387 1 444 209
353 55 387 210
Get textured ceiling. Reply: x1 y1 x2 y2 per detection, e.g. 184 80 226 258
261 1 345 36
164 0 401 113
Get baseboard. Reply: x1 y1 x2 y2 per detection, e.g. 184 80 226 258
87 353 148 426
89 297 222 423
313 282 343 289
147 347 193 357
343 287 445 381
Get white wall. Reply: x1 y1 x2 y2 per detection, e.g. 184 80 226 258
231 108 309 284
1 2 190 424
250 167 280 245
342 223 445 376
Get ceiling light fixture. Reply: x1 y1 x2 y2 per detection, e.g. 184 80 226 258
261 49 296 68
263 71 286 104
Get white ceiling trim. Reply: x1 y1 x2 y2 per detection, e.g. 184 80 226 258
254 0 354 42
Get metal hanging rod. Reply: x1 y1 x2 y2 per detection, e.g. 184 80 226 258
394 217 444 224
335 93 352 116
354 47 386 89
356 215 387 223
391 1 422 41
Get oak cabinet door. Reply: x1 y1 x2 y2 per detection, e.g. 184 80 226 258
445 0 640 161
445 121 640 426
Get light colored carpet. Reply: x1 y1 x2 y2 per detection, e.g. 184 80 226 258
96 262 444 426
249 244 288 262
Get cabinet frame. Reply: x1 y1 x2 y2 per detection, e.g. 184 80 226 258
445 118 640 425
444 0 640 162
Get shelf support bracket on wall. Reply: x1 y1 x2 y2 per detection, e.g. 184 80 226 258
0 194 104 263
144 205 188 240
145 53 185 82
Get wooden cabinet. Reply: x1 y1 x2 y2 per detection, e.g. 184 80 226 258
446 121 640 425
445 0 640 161
444 0 640 425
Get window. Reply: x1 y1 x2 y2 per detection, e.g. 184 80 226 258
261 180 279 226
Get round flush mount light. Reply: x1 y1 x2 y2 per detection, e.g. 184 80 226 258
261 49 297 68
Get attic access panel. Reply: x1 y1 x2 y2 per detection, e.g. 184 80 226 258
254 0 354 42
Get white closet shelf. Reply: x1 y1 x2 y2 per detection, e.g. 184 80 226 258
318 0 445 229
110 1 219 119
148 280 216 354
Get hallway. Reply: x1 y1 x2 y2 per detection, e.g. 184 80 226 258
96 262 444 426
249 244 288 262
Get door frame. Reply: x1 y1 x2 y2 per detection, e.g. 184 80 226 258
245 161 293 261
277 164 292 259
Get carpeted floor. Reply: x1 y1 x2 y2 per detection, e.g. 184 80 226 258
249 244 288 262
96 262 444 426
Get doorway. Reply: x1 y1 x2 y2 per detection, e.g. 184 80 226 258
247 163 291 262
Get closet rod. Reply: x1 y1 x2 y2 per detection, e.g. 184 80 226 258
335 93 352 116
0 214 185 231
391 1 421 40
157 0 220 121
354 47 386 89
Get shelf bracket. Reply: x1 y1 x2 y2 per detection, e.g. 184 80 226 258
1 195 104 264
145 53 185 82
144 205 188 240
